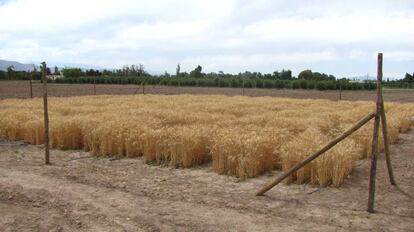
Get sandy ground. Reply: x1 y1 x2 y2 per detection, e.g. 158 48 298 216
0 126 413 231
1 81 413 102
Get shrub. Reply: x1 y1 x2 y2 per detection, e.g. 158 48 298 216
316 82 326 90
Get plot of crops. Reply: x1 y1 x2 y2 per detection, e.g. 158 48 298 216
0 95 413 186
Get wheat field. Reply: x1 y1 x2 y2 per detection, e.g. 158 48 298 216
0 95 413 186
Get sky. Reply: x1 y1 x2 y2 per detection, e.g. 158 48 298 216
0 0 413 78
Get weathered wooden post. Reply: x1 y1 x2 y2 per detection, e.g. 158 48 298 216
380 101 396 185
142 82 145 95
93 76 97 95
367 53 383 213
339 83 342 101
29 71 33 98
377 58 396 186
242 79 245 96
41 62 50 165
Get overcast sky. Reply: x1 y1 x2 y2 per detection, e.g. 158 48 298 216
0 0 413 78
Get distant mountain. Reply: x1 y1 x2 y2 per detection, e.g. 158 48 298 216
0 59 35 71
47 62 104 70
0 59 107 71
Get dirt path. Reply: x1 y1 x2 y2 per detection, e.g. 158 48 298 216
1 129 413 231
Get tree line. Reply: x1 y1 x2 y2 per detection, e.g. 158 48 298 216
1 64 413 90
0 65 55 80
56 64 377 90
59 64 331 81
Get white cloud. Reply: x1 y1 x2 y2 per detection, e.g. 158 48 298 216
243 15 414 44
384 51 414 62
180 50 338 71
0 0 413 77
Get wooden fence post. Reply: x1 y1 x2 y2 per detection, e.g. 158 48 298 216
367 53 383 213
29 71 33 98
93 76 96 95
380 101 396 185
339 83 342 101
41 62 50 165
256 112 376 196
242 79 245 96
142 82 145 95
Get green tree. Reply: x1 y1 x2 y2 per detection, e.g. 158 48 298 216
0 70 6 80
86 69 101 76
54 66 59 75
62 68 82 78
280 69 292 80
6 65 14 80
403 73 413 82
176 63 180 76
31 67 41 80
272 71 280 79
138 64 145 76
298 69 313 80
328 74 336 81
190 65 204 78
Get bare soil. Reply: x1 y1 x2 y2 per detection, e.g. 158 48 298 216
0 126 413 231
1 81 413 102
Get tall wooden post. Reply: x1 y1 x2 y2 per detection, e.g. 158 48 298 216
367 53 383 213
29 71 33 98
93 76 96 95
242 79 245 96
41 62 50 165
380 102 396 185
134 83 140 94
339 83 342 101
142 82 145 95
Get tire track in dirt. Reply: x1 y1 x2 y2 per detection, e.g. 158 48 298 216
0 169 334 231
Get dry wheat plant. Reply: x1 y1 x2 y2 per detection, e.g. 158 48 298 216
0 95 413 186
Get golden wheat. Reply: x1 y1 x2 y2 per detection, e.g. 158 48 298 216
0 95 413 186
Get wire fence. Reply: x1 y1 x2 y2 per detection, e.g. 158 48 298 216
1 80 414 102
